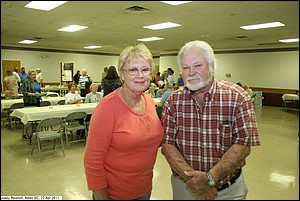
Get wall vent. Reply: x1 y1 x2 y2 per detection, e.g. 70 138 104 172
125 6 149 14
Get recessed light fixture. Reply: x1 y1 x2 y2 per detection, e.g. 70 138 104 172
160 1 192 6
58 25 88 32
240 22 285 30
25 1 67 11
83 46 102 49
143 22 181 30
18 40 37 44
279 38 299 43
137 37 164 42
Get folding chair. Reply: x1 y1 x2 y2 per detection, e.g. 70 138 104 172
31 117 65 161
9 102 25 130
56 99 66 105
64 111 87 146
40 100 51 107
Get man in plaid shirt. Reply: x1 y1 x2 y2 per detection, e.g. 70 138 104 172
161 40 260 200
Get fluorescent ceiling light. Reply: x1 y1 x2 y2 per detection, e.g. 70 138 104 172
143 22 181 30
58 25 88 32
160 1 192 6
137 37 164 42
18 40 37 44
279 38 299 43
25 1 67 11
83 46 102 49
240 22 285 30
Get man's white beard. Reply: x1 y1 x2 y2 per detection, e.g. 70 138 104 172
186 72 213 91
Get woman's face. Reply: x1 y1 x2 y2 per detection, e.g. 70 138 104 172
70 85 77 93
91 85 98 93
29 71 37 81
121 59 152 93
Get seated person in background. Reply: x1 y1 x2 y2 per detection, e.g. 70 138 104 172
65 82 82 104
85 83 102 103
145 83 157 98
156 83 165 98
161 82 174 107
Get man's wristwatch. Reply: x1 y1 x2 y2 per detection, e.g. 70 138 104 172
206 170 216 187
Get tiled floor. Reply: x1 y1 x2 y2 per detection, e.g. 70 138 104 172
1 106 299 200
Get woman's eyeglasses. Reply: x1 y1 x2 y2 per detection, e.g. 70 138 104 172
123 68 152 76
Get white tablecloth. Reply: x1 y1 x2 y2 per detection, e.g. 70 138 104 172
10 103 98 125
282 94 299 101
41 86 68 92
153 98 162 107
1 97 66 111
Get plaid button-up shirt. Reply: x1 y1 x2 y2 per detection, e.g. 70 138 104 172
161 79 260 186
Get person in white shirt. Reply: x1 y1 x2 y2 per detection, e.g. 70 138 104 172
78 68 92 97
65 82 82 104
85 83 102 103
167 67 175 86
36 68 43 87
13 67 21 92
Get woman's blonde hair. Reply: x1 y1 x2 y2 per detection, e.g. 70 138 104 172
28 69 37 75
90 83 99 89
118 43 155 74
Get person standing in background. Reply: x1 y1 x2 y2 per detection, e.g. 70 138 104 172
84 43 163 200
102 67 108 79
177 72 184 88
19 66 29 84
21 69 41 107
101 66 122 97
3 70 19 98
160 70 169 84
36 68 43 87
78 68 92 97
154 71 161 85
161 40 260 200
73 70 81 85
167 67 175 86
12 67 21 92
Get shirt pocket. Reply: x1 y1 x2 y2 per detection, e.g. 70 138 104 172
218 122 233 151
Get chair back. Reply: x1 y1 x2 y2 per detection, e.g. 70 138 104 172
37 117 63 131
32 117 65 161
66 111 87 122
40 101 51 107
56 99 66 105
10 102 25 110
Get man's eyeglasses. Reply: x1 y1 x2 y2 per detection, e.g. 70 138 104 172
123 68 152 76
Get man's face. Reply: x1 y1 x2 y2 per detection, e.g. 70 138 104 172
181 48 214 91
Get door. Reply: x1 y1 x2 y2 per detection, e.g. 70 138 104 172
2 60 21 77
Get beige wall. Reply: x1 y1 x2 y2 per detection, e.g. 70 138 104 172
160 51 299 90
1 49 299 90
